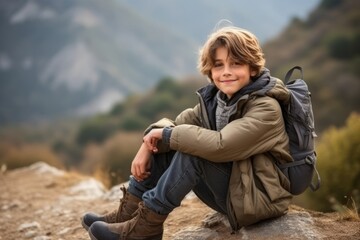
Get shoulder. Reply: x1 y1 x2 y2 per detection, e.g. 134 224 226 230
266 77 291 104
248 95 281 111
244 96 283 121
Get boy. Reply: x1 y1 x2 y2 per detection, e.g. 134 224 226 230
82 26 293 240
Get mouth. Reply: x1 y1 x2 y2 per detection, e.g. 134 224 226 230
220 79 237 83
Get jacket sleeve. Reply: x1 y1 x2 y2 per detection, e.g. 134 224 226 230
169 97 286 162
143 104 201 135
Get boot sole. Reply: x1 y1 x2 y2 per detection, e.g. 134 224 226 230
89 230 163 240
89 230 98 240
81 218 90 231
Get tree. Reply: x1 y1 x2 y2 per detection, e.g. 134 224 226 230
303 113 360 212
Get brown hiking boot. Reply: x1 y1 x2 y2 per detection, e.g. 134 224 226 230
81 185 142 230
88 202 168 240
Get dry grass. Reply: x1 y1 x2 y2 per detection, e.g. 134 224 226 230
330 196 360 221
0 141 63 170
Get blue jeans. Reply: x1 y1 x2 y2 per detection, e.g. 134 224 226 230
128 151 232 215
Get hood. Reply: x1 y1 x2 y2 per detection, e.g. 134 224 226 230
264 77 291 105
249 68 291 105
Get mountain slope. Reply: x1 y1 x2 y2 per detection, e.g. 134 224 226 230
263 0 360 132
0 0 197 123
0 0 320 125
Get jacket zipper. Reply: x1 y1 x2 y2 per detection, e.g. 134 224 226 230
196 92 211 129
196 91 254 232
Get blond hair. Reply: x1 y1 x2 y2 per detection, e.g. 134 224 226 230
198 26 265 82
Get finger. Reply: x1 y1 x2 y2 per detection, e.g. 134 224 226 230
135 176 143 182
131 162 136 176
152 146 158 152
132 162 139 179
151 137 157 146
140 162 149 177
136 165 143 180
141 171 151 179
143 136 154 151
131 167 135 177
146 159 152 169
151 138 159 152
132 175 141 182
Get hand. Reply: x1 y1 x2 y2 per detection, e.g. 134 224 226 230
143 128 163 153
131 143 152 181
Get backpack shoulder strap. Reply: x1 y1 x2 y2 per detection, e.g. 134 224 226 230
285 66 303 84
310 163 321 191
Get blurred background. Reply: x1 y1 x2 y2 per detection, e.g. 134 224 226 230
0 0 359 214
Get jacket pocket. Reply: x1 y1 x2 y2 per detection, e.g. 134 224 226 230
253 156 291 202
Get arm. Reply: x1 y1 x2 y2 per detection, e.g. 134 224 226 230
143 105 201 134
169 97 285 162
142 105 202 153
131 105 202 180
130 142 153 181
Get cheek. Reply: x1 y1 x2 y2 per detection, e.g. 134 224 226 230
210 71 215 81
211 69 220 80
209 74 214 82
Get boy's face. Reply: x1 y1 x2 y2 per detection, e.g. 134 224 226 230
211 47 256 99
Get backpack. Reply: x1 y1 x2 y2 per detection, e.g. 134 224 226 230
277 66 320 195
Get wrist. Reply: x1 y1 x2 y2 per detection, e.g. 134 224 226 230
162 126 173 146
141 142 153 153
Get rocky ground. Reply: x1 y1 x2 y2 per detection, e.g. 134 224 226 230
0 162 359 240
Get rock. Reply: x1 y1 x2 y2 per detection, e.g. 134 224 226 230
28 162 64 176
1 200 21 211
33 236 52 240
1 162 359 240
202 211 229 228
239 210 321 240
103 183 128 201
58 227 72 235
18 221 41 239
178 208 322 240
18 221 41 232
24 230 37 238
68 178 106 200
172 226 218 240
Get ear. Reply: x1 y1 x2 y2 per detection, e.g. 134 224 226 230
249 66 257 77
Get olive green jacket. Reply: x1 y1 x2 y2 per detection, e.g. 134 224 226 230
146 75 293 230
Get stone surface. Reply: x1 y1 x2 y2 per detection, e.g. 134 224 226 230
0 162 359 240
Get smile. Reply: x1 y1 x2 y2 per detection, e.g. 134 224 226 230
220 79 237 83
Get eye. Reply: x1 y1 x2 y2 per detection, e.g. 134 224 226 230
213 62 223 68
231 61 242 66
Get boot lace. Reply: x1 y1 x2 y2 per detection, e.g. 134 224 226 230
122 202 148 238
115 185 128 222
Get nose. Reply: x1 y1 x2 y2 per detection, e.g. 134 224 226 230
222 65 232 77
